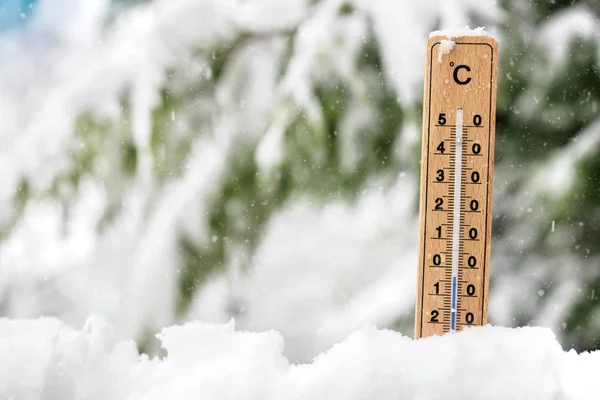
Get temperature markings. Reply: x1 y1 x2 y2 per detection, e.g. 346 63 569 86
415 35 498 339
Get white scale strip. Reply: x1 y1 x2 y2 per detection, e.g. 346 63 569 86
451 108 463 331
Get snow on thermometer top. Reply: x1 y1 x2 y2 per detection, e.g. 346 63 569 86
415 34 498 339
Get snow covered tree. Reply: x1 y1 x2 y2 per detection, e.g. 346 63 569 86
491 0 600 352
0 0 599 359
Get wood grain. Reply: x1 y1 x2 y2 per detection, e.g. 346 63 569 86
415 35 498 339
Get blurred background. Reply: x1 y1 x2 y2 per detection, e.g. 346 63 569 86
0 0 599 362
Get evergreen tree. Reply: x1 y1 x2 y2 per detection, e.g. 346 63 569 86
1 0 599 358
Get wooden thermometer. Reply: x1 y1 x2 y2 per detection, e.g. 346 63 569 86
415 35 498 339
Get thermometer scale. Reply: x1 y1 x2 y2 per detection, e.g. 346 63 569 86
415 35 498 338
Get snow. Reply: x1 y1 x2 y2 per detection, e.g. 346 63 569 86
359 2 498 103
437 39 455 62
538 5 600 67
430 26 489 38
0 0 596 374
0 0 289 341
0 317 598 400
187 176 419 361
531 118 600 197
0 0 501 361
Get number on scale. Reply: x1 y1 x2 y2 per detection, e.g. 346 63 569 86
466 284 476 296
465 312 475 324
438 113 447 125
437 141 446 154
436 169 444 182
438 113 482 127
433 254 442 265
430 310 439 322
434 281 440 294
434 198 443 210
469 228 478 240
468 256 477 267
470 199 479 211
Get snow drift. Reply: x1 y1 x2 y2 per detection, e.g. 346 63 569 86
1 317 598 400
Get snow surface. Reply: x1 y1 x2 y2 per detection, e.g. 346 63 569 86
429 26 489 38
0 317 598 400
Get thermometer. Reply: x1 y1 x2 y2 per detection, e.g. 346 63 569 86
415 35 499 338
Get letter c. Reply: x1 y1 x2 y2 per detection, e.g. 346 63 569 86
453 65 471 85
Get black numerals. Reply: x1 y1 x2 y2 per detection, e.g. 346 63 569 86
438 113 447 125
466 284 476 296
465 312 475 324
436 141 446 154
469 199 479 211
426 110 487 333
468 256 477 268
436 169 444 182
469 228 478 240
437 112 482 126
